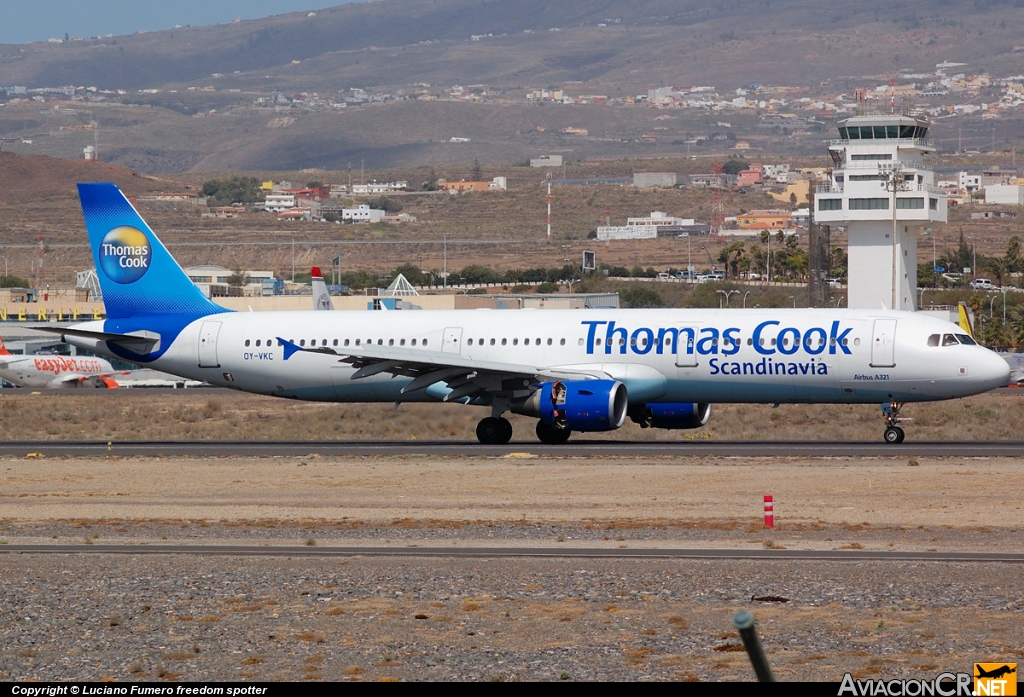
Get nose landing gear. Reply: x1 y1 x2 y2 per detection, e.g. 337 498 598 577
882 400 905 444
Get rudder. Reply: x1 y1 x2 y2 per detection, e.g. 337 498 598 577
78 183 227 319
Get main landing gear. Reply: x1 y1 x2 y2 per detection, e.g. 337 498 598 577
476 416 513 445
882 400 905 444
535 419 571 444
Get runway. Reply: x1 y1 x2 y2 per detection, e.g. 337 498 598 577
2 439 1023 457
2 544 1023 563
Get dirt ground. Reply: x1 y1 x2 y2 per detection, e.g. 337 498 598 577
1 452 1023 682
1 387 1023 442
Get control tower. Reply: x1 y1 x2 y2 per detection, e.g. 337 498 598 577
814 113 947 311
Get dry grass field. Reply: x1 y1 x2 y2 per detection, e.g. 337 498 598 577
0 388 1020 442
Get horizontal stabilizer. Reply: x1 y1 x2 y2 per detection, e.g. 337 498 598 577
33 325 161 354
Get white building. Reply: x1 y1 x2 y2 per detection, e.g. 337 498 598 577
985 184 1024 206
959 172 981 192
596 211 695 240
814 114 947 312
342 205 385 223
264 193 296 212
530 155 563 168
185 265 275 298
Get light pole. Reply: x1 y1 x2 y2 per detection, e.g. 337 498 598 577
881 163 906 310
443 233 448 289
742 290 751 308
717 289 739 307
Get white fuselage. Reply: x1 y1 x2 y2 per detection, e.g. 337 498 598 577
0 353 117 389
62 307 1010 406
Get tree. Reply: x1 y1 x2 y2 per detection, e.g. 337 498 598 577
471 159 482 181
227 268 251 287
202 177 264 206
721 160 748 176
618 286 665 308
0 275 32 288
367 196 402 214
1006 236 1020 273
421 168 440 191
986 257 1008 289
391 263 427 286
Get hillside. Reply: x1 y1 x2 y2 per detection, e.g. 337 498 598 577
2 0 1023 92
0 151 166 202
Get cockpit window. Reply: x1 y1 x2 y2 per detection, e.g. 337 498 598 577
955 333 977 345
927 334 940 347
941 334 959 346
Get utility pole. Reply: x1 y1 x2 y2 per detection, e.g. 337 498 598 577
443 233 448 289
546 173 552 242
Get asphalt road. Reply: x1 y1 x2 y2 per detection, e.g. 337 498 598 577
1 544 1022 563
2 439 1024 457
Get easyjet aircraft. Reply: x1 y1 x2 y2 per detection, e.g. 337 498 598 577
0 336 126 388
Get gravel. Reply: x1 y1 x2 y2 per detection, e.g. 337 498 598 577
1 553 1021 682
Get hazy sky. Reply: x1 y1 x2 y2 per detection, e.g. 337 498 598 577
0 1 363 45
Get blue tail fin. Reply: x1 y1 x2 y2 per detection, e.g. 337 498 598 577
78 183 227 319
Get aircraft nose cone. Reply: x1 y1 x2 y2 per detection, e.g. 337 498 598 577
983 350 1012 389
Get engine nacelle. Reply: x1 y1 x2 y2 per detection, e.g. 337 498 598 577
514 380 628 432
629 402 712 430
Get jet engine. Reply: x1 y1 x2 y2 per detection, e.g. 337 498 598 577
629 402 712 430
513 379 628 432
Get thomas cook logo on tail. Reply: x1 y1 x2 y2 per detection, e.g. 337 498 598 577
99 226 152 284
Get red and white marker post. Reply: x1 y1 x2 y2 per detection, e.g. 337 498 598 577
763 495 774 529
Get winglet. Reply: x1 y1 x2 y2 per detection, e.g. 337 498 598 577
278 337 303 361
0 336 10 356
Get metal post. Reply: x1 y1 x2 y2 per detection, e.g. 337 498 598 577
732 611 775 682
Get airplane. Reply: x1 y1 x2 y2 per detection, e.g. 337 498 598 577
0 336 128 389
311 266 335 311
975 665 1016 680
36 183 1010 444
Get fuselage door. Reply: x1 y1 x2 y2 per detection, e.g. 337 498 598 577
674 327 699 367
198 321 222 368
442 327 463 354
870 318 897 368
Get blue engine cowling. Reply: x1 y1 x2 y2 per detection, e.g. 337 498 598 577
629 402 712 430
535 380 628 432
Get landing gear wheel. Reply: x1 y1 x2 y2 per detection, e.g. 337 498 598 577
883 426 905 444
498 417 513 443
476 417 513 445
536 420 572 444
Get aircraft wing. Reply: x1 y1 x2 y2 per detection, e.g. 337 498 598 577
49 373 121 389
279 338 609 402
